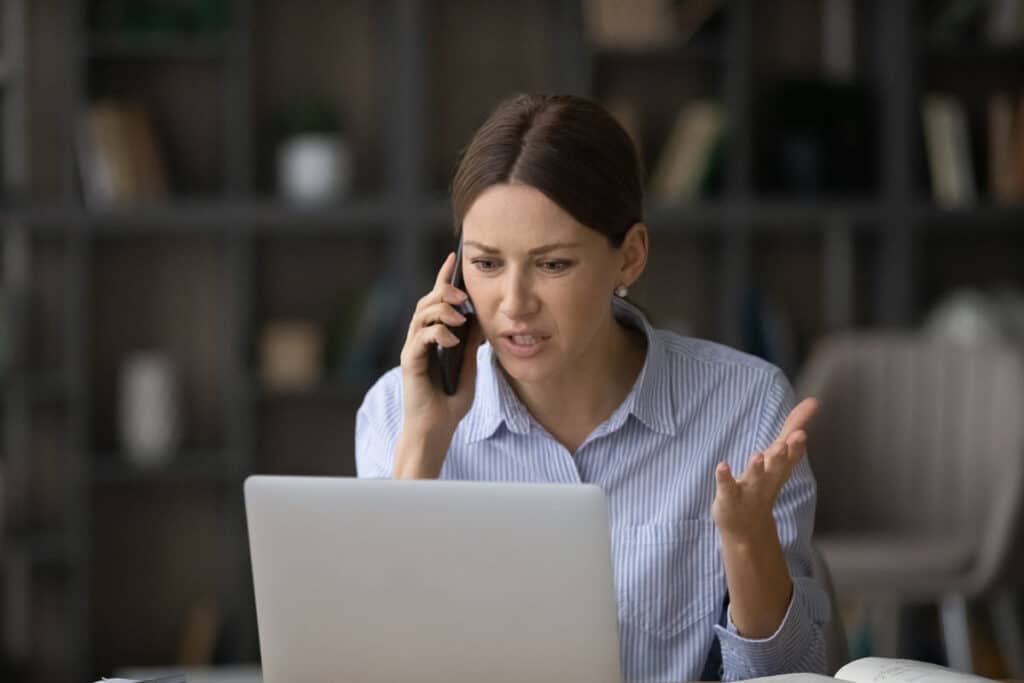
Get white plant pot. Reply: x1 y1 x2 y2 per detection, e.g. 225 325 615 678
119 352 181 468
277 134 353 204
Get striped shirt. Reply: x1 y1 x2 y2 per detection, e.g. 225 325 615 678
355 297 829 683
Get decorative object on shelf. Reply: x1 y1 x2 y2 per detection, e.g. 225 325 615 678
260 320 323 390
76 99 169 205
924 286 1024 345
583 0 722 50
118 352 182 469
275 96 352 204
922 93 978 209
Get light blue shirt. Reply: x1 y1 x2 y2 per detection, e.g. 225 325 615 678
355 297 829 683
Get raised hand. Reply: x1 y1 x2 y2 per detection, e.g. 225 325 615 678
711 397 819 541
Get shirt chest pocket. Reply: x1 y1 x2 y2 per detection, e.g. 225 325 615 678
612 518 720 639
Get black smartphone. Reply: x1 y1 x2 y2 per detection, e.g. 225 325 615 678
430 239 476 395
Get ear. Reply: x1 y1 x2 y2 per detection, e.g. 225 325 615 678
618 222 649 287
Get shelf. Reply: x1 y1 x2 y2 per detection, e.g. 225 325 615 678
86 34 228 61
913 203 1024 231
920 42 1024 62
592 35 725 64
91 450 232 485
425 199 884 238
254 379 373 403
12 199 398 234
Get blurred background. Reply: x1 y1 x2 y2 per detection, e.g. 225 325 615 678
0 0 1023 681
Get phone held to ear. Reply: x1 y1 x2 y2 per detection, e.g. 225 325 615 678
430 239 476 395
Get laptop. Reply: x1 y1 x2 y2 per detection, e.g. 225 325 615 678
244 476 624 683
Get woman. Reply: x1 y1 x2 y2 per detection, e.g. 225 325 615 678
356 93 829 683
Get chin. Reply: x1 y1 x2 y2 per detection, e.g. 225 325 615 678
493 349 557 385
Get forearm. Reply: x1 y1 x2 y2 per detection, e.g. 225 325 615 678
719 517 793 638
391 428 453 479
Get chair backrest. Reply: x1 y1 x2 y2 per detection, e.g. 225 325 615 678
798 334 1024 541
811 542 849 675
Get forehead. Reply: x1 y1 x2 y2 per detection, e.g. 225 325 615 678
462 184 593 247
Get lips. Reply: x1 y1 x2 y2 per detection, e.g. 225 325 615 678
498 332 551 358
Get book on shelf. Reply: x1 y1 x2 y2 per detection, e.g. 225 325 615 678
739 656 999 683
76 98 169 205
987 91 1024 203
928 0 1024 44
94 675 186 683
582 0 679 49
648 99 724 204
922 94 977 208
985 0 1024 44
674 0 723 46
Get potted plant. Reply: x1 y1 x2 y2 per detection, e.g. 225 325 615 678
275 95 353 204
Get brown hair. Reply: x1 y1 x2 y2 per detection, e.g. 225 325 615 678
450 93 644 247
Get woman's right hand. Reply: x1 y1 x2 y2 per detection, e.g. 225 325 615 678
393 251 483 478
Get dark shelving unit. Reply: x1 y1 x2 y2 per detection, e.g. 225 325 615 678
0 1 1022 682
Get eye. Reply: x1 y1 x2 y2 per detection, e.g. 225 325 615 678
471 258 500 272
538 259 572 274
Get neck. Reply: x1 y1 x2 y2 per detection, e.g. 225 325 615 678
504 313 647 453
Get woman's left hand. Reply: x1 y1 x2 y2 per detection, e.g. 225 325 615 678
711 397 819 542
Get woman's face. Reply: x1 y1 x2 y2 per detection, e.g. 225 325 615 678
461 183 634 386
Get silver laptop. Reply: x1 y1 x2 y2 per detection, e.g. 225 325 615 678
244 476 623 683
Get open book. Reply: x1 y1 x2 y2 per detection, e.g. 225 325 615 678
746 658 996 683
95 676 186 683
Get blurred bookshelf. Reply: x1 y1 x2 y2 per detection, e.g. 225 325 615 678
0 1 1022 682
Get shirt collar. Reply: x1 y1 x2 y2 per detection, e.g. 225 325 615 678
460 297 678 444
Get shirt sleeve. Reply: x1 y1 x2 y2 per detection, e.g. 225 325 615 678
713 368 831 681
354 367 404 479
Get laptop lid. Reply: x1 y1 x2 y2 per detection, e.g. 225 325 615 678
245 476 623 683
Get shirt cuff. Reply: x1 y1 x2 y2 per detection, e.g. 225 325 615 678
713 580 817 679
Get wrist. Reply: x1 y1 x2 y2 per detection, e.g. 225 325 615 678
392 427 454 479
717 515 778 551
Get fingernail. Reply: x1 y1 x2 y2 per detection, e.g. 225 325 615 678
455 290 468 302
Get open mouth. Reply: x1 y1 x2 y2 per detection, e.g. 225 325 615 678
500 334 551 358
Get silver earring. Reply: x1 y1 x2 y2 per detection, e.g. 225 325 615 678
614 285 628 298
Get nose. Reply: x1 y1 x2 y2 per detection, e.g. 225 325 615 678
497 268 539 320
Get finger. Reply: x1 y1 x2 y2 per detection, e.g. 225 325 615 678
785 431 807 466
776 397 819 445
433 251 456 290
425 322 461 348
401 322 461 370
414 301 468 329
715 462 739 497
741 451 766 481
763 441 789 475
413 282 468 318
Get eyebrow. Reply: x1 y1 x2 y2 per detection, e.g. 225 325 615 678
463 240 582 256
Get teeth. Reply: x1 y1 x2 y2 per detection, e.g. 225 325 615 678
512 335 539 345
